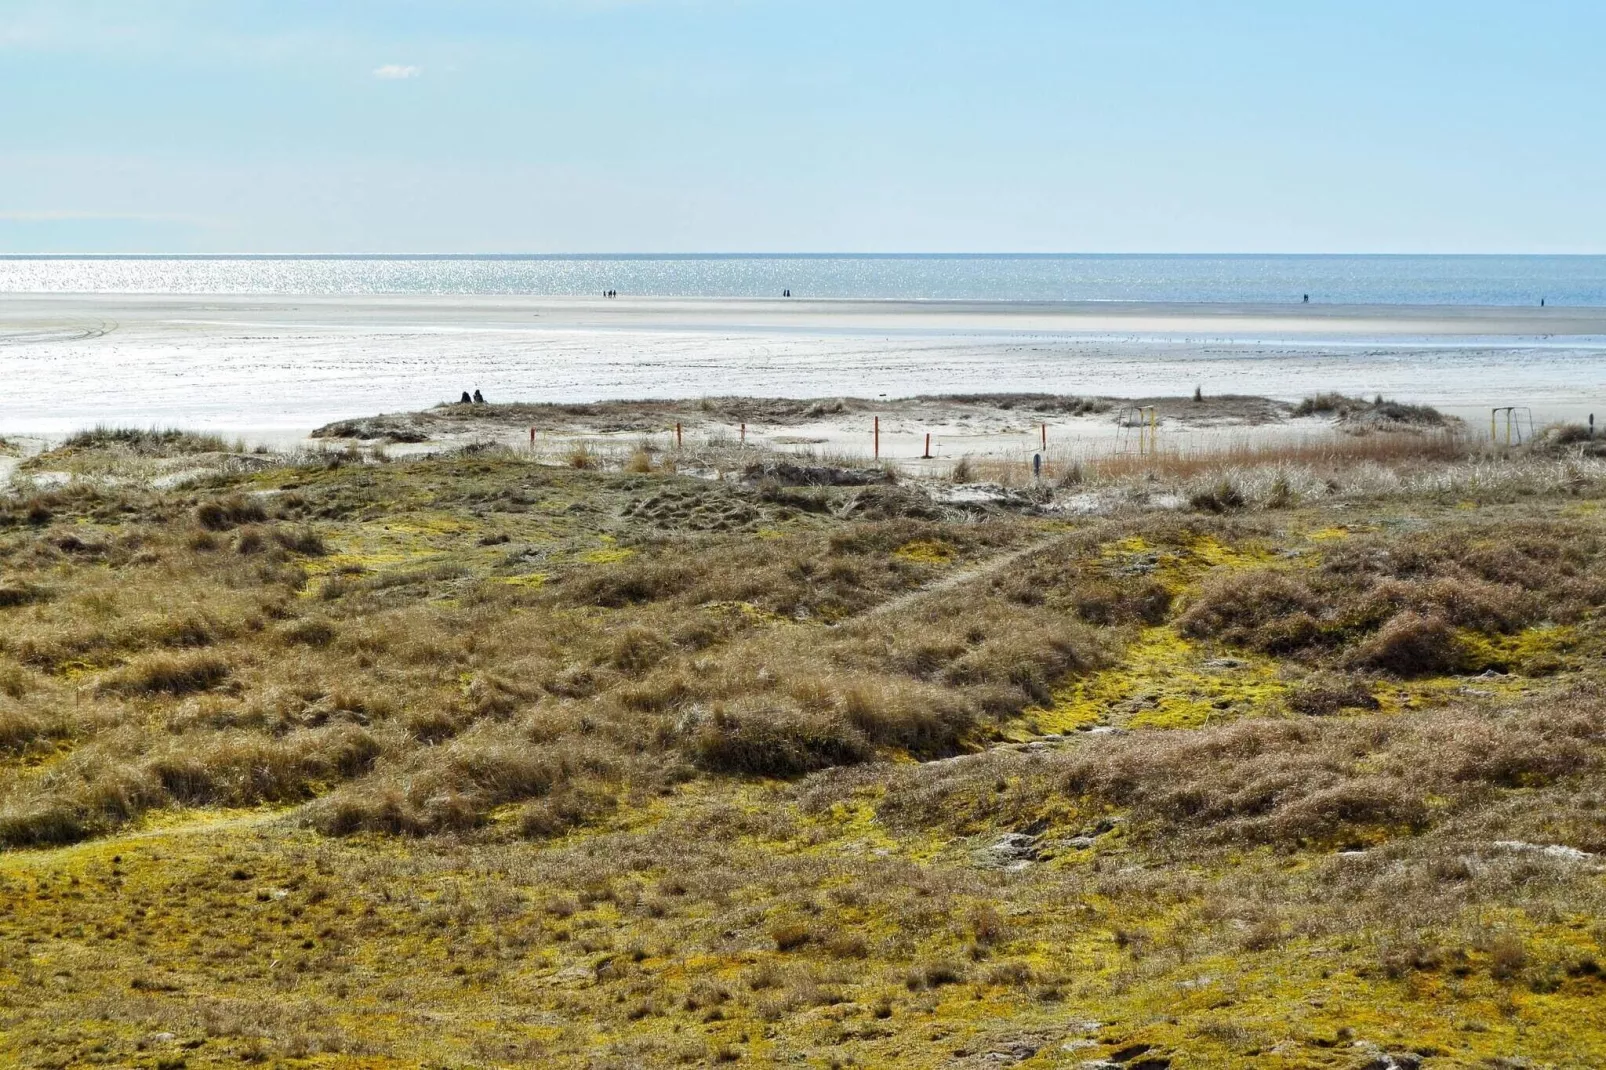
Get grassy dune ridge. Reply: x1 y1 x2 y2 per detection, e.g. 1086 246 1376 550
2 404 1606 1068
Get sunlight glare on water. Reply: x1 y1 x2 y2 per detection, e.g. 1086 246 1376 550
3 254 1606 305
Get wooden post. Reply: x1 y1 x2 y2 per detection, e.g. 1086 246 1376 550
529 427 535 450
923 432 931 459
676 422 682 449
1041 423 1047 450
874 416 880 460
740 422 746 444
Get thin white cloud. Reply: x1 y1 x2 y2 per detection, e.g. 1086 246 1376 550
373 64 422 80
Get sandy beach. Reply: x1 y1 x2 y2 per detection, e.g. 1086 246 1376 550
2 293 1604 438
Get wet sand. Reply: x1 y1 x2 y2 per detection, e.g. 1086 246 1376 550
2 294 1604 436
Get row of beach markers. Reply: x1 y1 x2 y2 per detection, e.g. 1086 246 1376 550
522 407 1586 462
526 416 1165 460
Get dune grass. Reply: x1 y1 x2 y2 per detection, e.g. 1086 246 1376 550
2 423 1606 1066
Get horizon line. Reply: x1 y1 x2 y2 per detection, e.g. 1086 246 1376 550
4 252 1606 261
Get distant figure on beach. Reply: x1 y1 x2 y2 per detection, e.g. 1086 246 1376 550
473 389 485 404
1302 294 1309 303
783 289 791 297
460 391 472 404
1541 297 1546 307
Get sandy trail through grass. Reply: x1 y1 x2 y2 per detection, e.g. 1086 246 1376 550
847 528 1076 624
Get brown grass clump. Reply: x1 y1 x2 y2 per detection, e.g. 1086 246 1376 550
1348 611 1468 675
1188 479 1247 514
689 704 872 777
60 426 232 454
275 617 338 647
303 725 624 837
1285 674 1380 716
0 724 382 846
99 650 232 696
874 689 1606 851
0 707 47 751
195 495 269 531
1293 392 1448 427
769 919 813 952
517 781 618 839
1178 518 1606 672
0 581 50 608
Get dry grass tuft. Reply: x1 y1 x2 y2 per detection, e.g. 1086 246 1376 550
100 651 232 696
196 495 268 531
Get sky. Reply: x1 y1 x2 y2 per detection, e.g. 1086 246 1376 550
1 0 1603 255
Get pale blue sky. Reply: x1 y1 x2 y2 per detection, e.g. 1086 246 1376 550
2 1 1602 254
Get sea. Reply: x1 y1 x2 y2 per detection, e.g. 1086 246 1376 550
3 253 1606 305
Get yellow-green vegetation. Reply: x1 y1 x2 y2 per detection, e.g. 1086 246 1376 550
3 431 1606 1068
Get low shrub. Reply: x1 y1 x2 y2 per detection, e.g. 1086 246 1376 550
0 707 46 750
1286 674 1380 716
906 960 966 989
1189 480 1246 514
1294 393 1446 427
0 799 90 847
1348 611 1468 676
0 581 50 608
276 617 338 647
769 920 813 952
62 427 230 454
196 496 268 531
688 704 871 777
518 782 618 839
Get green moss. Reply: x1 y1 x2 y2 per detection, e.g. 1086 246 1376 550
581 547 636 564
892 540 956 565
1038 625 1289 732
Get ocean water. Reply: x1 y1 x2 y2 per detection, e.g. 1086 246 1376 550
3 254 1606 305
